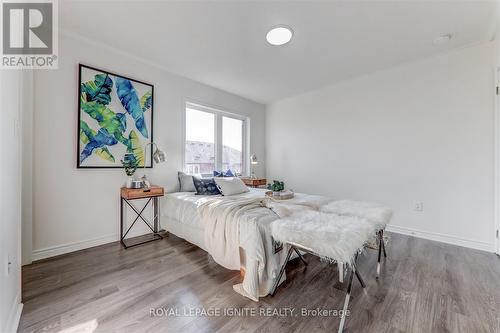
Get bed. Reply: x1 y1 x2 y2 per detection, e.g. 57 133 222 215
162 188 335 301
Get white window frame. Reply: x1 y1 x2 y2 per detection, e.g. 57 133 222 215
183 101 249 176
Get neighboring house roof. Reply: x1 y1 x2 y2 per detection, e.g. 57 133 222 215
185 141 241 164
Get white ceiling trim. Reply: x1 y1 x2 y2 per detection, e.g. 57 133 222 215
60 29 266 105
60 29 182 80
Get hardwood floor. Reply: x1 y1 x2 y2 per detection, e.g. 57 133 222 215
20 233 500 333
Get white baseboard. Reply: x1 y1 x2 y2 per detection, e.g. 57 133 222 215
31 226 154 261
32 234 118 261
386 224 495 252
4 293 23 333
31 224 494 261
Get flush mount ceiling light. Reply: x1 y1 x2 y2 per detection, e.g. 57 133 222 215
266 25 293 46
433 33 452 45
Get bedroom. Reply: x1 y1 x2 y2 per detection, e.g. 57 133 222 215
1 0 499 332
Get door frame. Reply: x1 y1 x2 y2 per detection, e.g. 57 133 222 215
495 68 500 254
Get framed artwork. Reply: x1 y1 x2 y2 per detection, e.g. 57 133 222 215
77 64 154 168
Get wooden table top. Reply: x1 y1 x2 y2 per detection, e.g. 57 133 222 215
240 178 267 186
120 186 165 200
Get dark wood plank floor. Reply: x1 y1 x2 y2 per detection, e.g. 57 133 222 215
20 233 500 333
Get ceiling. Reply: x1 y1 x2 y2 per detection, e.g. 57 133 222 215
60 1 498 104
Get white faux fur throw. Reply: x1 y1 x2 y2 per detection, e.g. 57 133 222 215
271 210 377 265
320 200 393 230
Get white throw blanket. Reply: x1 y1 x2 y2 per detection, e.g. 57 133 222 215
197 197 267 270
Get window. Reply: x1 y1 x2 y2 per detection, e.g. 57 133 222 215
184 102 247 176
222 116 243 174
185 108 215 174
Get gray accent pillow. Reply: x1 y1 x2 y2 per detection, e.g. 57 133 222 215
178 171 196 192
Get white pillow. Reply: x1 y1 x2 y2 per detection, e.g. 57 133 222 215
214 177 249 196
178 171 197 192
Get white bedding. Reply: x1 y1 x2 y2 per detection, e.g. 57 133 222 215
162 189 272 263
164 189 267 225
162 192 207 251
162 188 335 301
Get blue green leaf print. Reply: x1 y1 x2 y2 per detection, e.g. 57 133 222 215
81 74 113 105
115 78 149 138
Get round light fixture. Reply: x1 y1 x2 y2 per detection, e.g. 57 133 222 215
266 25 293 46
433 34 452 45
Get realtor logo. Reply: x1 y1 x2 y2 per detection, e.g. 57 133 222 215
1 0 58 69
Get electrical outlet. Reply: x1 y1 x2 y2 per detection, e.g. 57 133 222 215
414 201 424 212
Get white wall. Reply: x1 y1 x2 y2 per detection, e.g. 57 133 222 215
22 72 34 266
31 33 266 260
266 42 496 251
0 70 24 331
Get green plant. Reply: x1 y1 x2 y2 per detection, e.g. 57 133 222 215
121 153 140 177
268 180 285 192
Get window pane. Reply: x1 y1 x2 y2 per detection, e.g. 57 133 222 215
222 116 243 174
185 108 215 175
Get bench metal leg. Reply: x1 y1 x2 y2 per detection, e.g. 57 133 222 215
338 252 366 333
355 268 366 288
381 230 387 258
272 245 310 296
376 230 385 279
376 237 382 278
338 264 356 333
293 247 308 266
271 246 294 296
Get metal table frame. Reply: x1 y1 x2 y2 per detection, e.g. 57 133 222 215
120 195 163 249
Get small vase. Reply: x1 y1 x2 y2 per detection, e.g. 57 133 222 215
126 176 135 189
273 191 280 197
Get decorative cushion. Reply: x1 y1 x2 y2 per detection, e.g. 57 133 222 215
213 169 235 177
178 171 196 192
193 177 221 195
214 177 249 196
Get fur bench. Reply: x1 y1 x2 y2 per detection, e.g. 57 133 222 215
270 200 392 333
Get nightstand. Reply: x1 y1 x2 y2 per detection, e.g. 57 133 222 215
120 186 165 248
241 177 267 188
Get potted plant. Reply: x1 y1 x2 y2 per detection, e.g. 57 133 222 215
121 153 141 188
267 180 285 196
